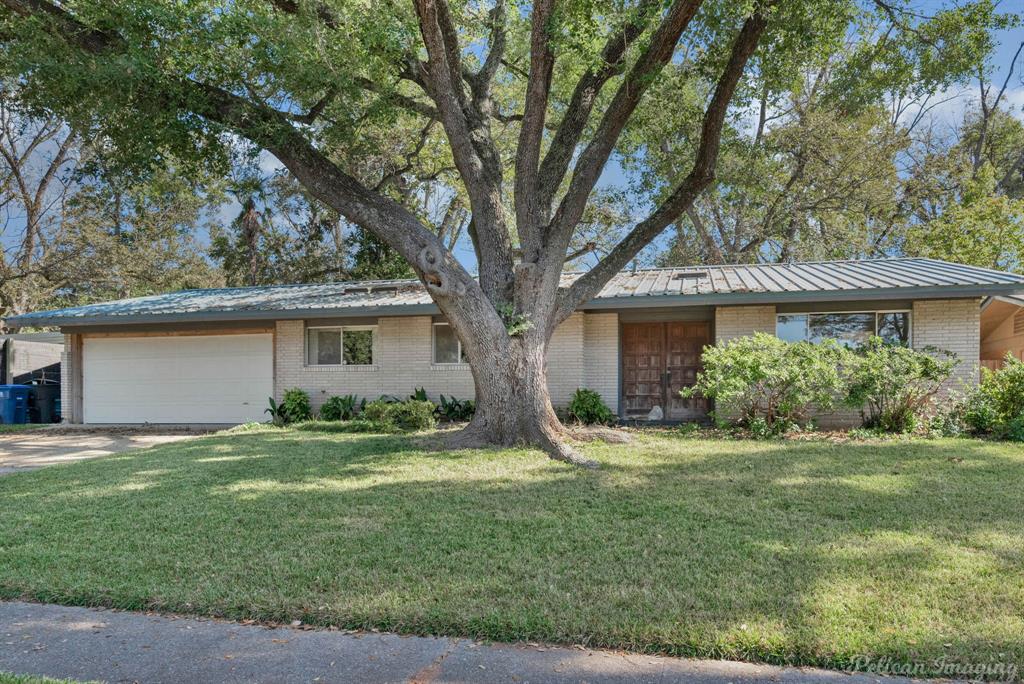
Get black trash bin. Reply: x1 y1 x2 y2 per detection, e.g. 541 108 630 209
28 384 60 424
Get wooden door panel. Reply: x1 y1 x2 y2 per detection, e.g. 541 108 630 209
665 322 710 421
621 323 664 417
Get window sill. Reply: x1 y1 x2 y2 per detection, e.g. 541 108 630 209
304 364 379 372
431 363 470 372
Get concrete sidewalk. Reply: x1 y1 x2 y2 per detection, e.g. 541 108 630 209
0 601 919 684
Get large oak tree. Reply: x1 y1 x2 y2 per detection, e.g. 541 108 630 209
0 0 1002 464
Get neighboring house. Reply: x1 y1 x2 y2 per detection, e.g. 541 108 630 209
0 332 63 385
980 295 1024 370
8 258 1024 426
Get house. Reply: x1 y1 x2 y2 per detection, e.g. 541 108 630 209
8 258 1024 426
0 332 63 385
980 295 1024 370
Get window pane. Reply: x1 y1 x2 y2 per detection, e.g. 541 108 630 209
877 312 910 346
343 329 374 365
776 315 808 343
309 329 341 365
433 324 461 364
809 313 875 347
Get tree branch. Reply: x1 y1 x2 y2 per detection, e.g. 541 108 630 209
290 86 337 124
471 0 507 104
556 6 771 321
547 0 703 252
352 76 439 119
536 0 660 209
266 0 340 30
413 0 513 305
514 0 556 258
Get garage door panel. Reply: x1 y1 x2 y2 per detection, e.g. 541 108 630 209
83 334 273 424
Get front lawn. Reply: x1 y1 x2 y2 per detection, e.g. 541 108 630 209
0 424 45 434
0 427 1021 674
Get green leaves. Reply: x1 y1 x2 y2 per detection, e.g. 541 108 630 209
683 332 848 429
843 337 957 433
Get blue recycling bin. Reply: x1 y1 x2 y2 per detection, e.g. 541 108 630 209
0 385 32 424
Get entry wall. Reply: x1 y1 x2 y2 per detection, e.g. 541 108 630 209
712 300 981 427
275 312 620 413
912 299 981 392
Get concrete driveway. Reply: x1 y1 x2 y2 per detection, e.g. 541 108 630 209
0 429 203 475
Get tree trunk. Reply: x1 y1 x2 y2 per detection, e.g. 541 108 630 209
446 332 598 468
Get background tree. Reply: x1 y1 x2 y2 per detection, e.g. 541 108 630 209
643 4 1012 266
901 40 1024 270
0 88 222 323
0 0 1008 463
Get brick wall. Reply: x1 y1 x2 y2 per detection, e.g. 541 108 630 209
912 298 981 394
61 334 71 423
275 312 605 411
708 300 982 427
584 313 619 414
714 305 776 343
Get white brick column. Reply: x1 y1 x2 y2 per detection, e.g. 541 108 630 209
546 313 585 406
714 305 776 343
912 299 981 393
583 312 619 414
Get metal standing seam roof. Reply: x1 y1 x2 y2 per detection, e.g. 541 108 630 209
9 258 1024 327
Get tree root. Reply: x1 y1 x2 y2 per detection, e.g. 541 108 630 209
443 420 599 469
565 425 632 444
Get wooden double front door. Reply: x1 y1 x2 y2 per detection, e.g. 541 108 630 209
621 321 710 421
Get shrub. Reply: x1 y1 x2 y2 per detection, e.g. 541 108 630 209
976 355 1024 422
437 394 475 422
567 388 616 425
364 399 437 432
264 397 287 426
683 333 847 432
844 338 956 433
1004 415 1024 442
319 394 366 421
409 387 429 402
958 355 1024 440
280 388 313 424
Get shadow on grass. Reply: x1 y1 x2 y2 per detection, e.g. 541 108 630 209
0 430 1021 675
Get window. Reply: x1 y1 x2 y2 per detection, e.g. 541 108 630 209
432 323 467 364
775 311 910 347
306 326 375 366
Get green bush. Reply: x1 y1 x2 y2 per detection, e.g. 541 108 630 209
319 394 366 421
844 338 956 433
683 333 847 432
959 355 1024 440
437 394 475 422
567 388 616 425
280 388 313 424
363 399 437 432
976 355 1024 422
1004 415 1024 442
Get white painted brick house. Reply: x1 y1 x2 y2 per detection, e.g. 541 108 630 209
12 258 1024 426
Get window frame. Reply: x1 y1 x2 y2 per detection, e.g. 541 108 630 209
431 322 468 365
305 324 377 367
775 310 913 347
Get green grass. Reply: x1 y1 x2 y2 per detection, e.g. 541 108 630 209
0 424 44 433
0 427 1021 674
0 674 92 684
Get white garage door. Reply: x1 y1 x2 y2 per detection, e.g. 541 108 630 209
83 334 273 424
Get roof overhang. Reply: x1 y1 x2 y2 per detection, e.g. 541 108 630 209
19 282 1024 330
